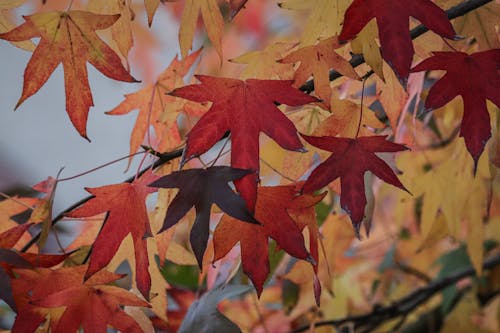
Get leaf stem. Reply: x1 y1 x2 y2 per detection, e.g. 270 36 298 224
259 158 296 183
0 192 35 210
57 151 146 182
355 74 369 138
146 85 158 149
209 135 231 167
65 0 75 11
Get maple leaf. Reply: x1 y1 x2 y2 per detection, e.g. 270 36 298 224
411 49 500 169
301 135 409 233
278 0 350 46
178 0 224 59
0 0 35 51
339 0 456 81
350 21 384 80
107 50 203 165
29 176 58 250
88 0 135 63
0 223 67 311
313 98 384 138
230 40 298 80
0 10 137 139
66 170 158 299
12 266 149 333
213 185 316 295
437 0 500 50
149 166 259 268
170 75 318 211
280 36 360 109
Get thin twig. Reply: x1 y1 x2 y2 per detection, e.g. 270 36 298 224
58 151 146 182
0 192 35 210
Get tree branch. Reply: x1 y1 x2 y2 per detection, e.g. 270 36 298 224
299 0 494 94
21 0 494 253
291 253 500 333
20 148 182 252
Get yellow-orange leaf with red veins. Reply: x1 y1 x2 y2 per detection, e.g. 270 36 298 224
0 10 137 139
88 0 134 63
281 36 360 109
107 50 204 165
12 266 149 333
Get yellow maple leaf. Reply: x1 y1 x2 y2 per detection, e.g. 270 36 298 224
179 0 224 60
350 21 384 80
88 0 134 65
278 0 350 46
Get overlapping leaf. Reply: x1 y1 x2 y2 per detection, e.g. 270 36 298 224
171 75 318 211
339 0 456 81
230 41 298 79
28 176 57 250
107 50 204 165
278 0 350 46
66 170 158 299
12 266 149 333
301 135 409 233
88 0 134 63
281 36 360 109
178 0 224 59
0 10 137 139
149 166 259 268
411 49 500 169
0 0 35 51
0 224 67 311
213 185 318 295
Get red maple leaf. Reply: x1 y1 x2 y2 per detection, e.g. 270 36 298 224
12 266 149 333
149 166 259 268
301 135 409 234
66 170 159 299
170 75 319 211
339 0 456 81
411 49 500 169
213 185 319 295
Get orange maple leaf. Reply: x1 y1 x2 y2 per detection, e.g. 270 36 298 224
12 266 149 333
213 185 318 295
107 50 204 165
0 10 137 139
280 36 360 109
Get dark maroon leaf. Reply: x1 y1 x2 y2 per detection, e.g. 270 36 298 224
411 50 500 170
149 166 259 267
301 135 409 234
339 0 456 81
